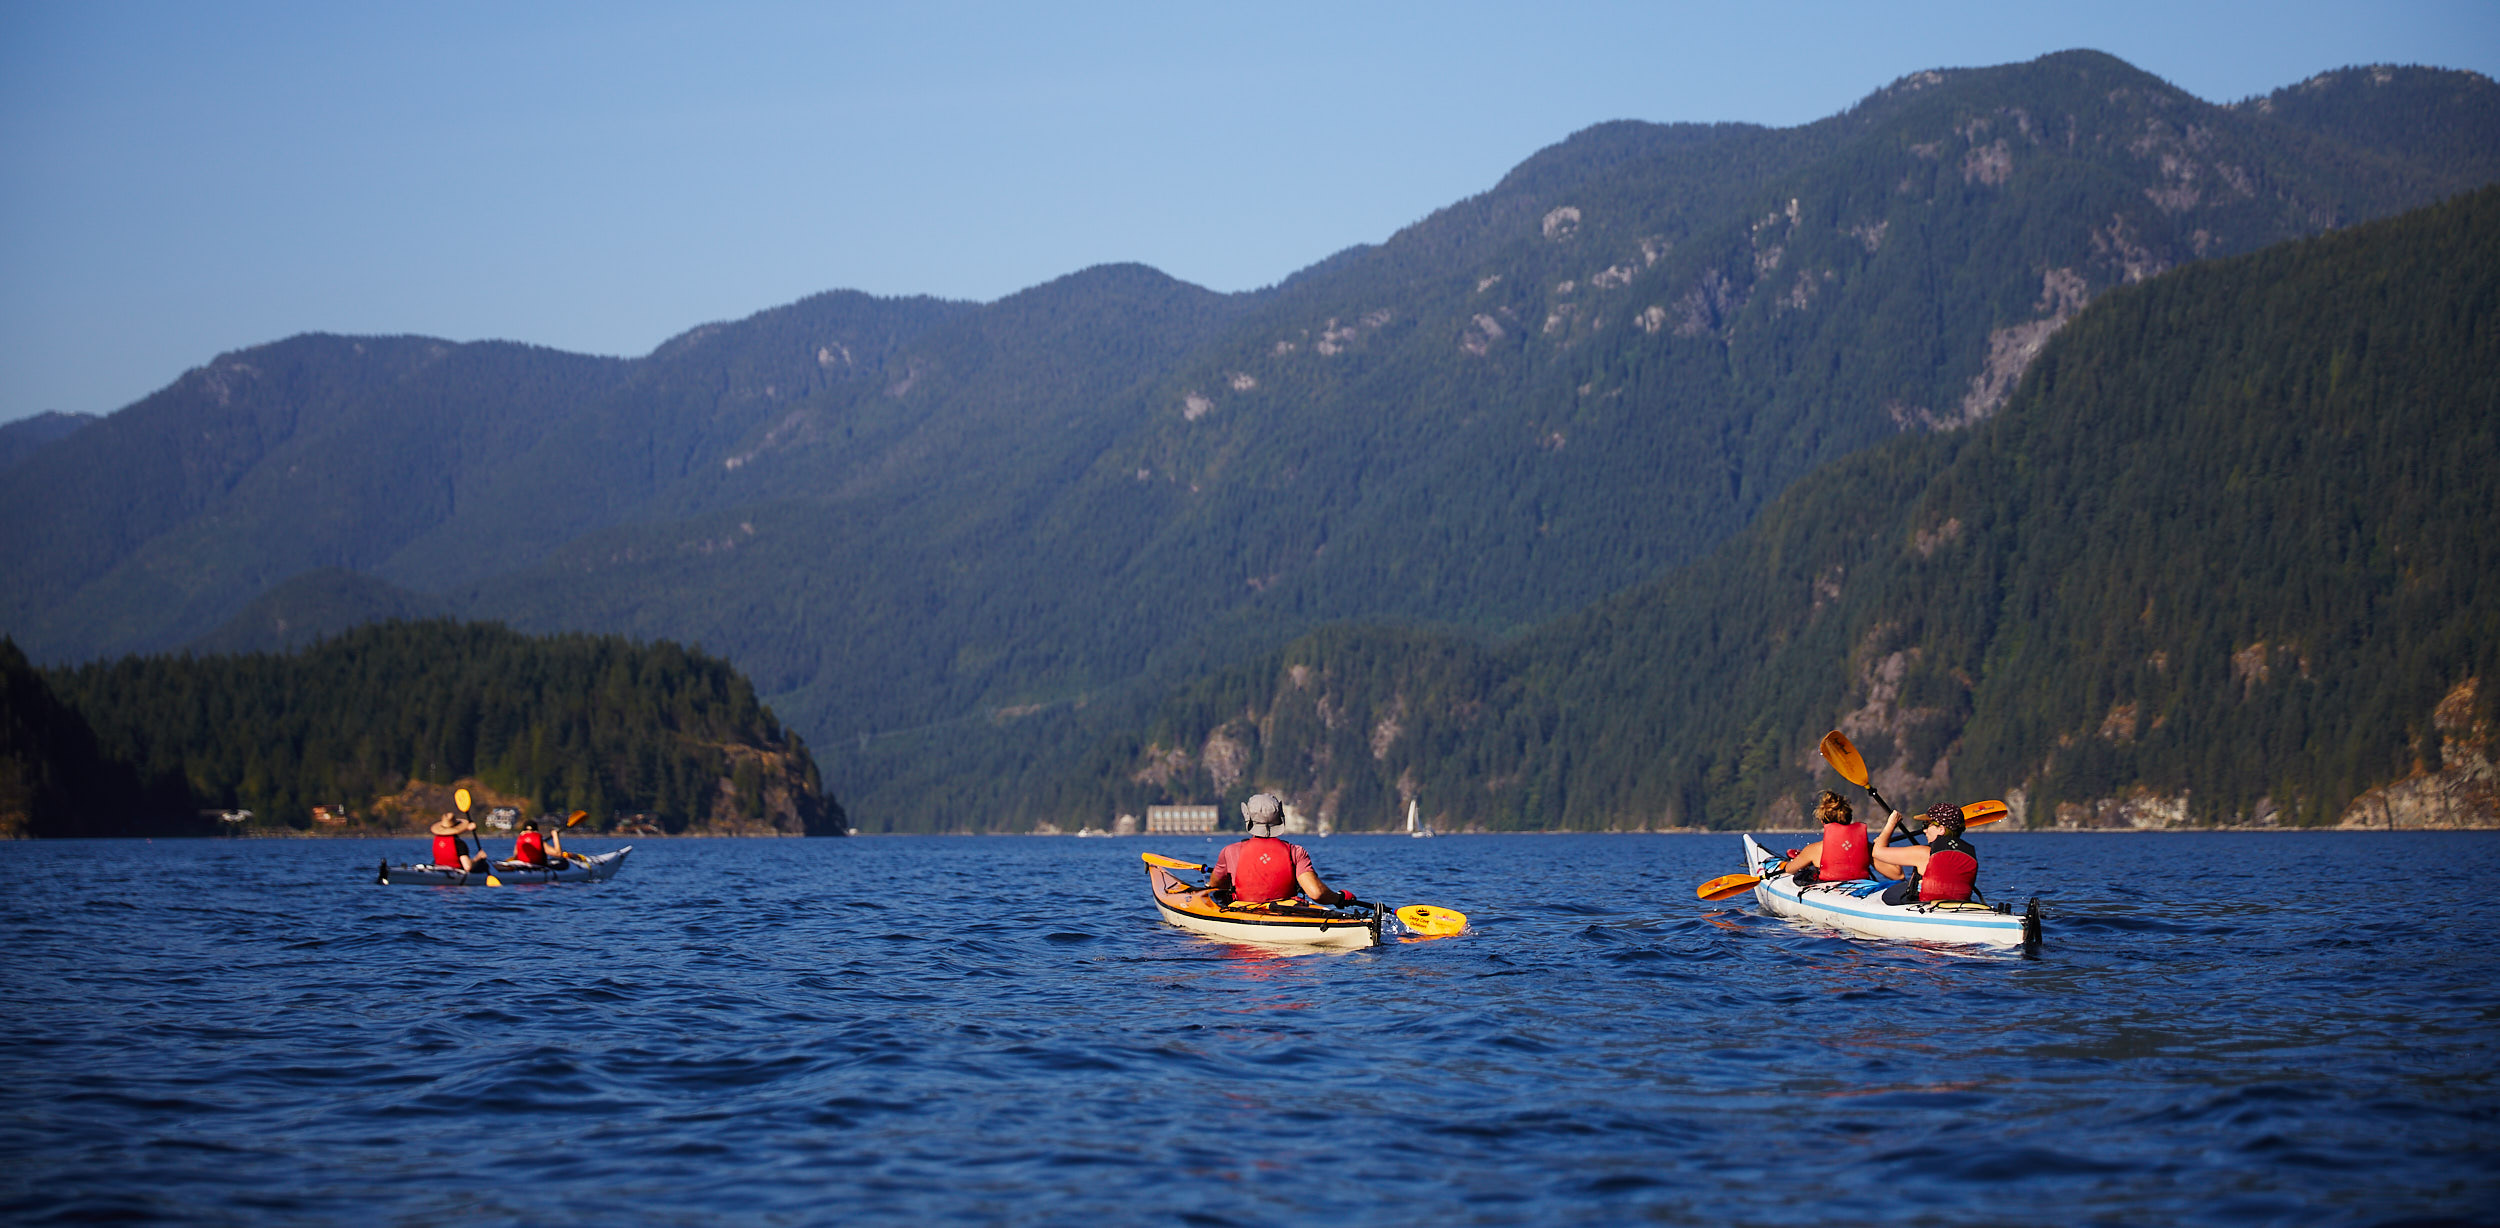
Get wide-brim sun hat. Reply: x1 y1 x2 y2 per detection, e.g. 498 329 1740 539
428 815 475 836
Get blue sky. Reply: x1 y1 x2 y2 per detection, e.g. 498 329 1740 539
2 0 2494 425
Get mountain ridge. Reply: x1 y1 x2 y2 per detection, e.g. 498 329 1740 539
6 51 2497 830
1088 184 2500 832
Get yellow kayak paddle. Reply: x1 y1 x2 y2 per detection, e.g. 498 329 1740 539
455 788 500 887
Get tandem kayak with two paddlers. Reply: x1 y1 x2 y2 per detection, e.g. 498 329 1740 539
1726 833 2039 948
375 847 634 887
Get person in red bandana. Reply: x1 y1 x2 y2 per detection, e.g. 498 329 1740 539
1205 793 1355 906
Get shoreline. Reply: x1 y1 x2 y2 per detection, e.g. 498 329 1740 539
12 825 2494 841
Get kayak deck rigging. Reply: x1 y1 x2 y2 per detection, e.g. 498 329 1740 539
1145 863 1383 949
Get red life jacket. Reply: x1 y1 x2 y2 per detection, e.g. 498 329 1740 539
433 834 464 867
1818 822 1870 881
1228 837 1300 903
514 830 546 865
1920 850 1979 901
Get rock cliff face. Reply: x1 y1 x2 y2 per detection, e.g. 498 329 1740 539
352 748 833 838
699 744 831 836
2338 680 2498 830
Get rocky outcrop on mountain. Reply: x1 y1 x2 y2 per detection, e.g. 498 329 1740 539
2338 680 2500 830
1093 186 2500 832
5 53 2496 831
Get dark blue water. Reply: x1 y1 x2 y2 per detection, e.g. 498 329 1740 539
2 833 2493 1226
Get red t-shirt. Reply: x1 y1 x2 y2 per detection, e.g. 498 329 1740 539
1212 837 1313 903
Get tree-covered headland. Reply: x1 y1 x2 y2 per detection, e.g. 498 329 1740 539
1 620 840 837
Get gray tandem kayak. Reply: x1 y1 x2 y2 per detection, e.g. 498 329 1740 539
375 846 633 887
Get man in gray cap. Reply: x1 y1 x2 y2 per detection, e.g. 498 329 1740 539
1205 792 1356 906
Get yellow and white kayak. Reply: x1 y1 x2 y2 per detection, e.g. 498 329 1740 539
1145 863 1382 949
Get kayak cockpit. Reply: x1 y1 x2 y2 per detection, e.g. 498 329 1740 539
1146 863 1382 949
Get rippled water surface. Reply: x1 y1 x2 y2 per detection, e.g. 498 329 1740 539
3 832 2494 1225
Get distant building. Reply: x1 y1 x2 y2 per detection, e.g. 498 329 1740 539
1145 804 1219 834
311 806 347 826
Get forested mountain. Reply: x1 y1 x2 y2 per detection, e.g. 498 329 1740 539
37 620 836 836
2237 64 2500 185
1089 186 2500 832
185 568 447 656
3 52 2495 830
0 411 96 473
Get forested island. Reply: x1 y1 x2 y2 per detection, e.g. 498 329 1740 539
0 620 841 838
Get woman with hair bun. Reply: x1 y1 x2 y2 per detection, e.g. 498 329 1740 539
1780 791 1872 886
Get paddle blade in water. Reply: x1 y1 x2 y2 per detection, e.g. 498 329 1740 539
1140 852 1209 872
1397 905 1467 937
1696 873 1762 901
484 874 501 887
1818 731 1870 787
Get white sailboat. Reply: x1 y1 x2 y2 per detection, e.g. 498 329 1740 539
1407 798 1432 838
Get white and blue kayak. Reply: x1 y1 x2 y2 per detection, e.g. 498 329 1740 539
375 847 633 887
1739 834 2038 948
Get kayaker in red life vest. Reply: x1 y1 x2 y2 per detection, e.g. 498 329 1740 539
511 817 551 868
428 813 489 873
1872 804 1982 903
1205 793 1356 907
1780 791 1872 885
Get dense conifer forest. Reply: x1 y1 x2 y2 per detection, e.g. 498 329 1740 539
9 621 838 837
0 639 196 837
3 55 2495 831
1082 186 2500 832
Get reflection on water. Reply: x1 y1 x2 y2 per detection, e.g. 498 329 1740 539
0 832 2492 1226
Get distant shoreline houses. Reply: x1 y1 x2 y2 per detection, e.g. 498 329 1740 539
1040 802 1328 837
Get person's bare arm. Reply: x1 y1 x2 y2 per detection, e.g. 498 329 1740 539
1868 811 1919 876
1871 812 1930 871
1297 867 1334 901
1782 840 1824 873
